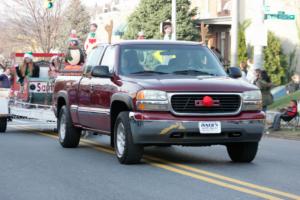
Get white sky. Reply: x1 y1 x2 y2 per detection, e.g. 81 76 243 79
82 0 111 7
0 0 112 14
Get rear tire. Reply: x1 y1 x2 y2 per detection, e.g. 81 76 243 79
114 111 143 164
0 117 7 133
58 106 81 148
227 142 258 163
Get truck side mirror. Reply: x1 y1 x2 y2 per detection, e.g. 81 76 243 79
91 65 112 78
227 67 242 79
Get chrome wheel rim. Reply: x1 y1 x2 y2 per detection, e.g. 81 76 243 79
59 114 66 142
116 122 126 158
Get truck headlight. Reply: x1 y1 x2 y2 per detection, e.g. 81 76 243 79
136 90 169 111
242 90 262 111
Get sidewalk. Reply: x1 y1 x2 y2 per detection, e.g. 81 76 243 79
265 111 300 140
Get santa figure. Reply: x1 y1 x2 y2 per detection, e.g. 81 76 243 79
65 30 85 67
84 23 98 55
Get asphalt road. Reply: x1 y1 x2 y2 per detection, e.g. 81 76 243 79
0 120 300 200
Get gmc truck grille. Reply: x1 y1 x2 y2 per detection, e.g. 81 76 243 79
170 94 242 116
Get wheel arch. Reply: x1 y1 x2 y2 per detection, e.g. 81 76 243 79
56 91 69 117
110 93 134 147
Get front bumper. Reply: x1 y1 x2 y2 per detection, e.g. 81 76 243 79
129 112 265 145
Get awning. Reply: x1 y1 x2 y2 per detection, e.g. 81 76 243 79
195 16 232 25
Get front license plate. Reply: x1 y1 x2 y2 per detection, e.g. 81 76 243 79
198 121 221 134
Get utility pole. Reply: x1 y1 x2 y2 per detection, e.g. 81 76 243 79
172 0 176 40
230 0 239 67
253 0 266 69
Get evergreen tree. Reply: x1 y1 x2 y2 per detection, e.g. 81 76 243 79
263 31 286 85
58 0 90 50
238 20 251 64
124 0 198 41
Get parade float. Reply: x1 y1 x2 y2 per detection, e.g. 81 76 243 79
0 20 115 132
0 52 64 131
0 32 85 132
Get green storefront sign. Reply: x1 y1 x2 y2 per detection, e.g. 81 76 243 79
265 11 295 20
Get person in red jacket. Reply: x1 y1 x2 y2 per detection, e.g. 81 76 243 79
270 100 298 131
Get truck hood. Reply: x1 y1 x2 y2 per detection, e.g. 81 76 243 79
122 75 258 93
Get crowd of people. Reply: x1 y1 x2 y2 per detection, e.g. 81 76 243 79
238 59 299 131
239 59 274 112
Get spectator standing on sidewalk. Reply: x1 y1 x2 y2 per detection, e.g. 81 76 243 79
163 24 172 41
246 59 256 83
239 61 248 81
0 68 11 88
0 55 6 74
137 31 145 40
254 69 273 112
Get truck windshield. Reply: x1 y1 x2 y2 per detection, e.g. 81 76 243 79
119 44 227 77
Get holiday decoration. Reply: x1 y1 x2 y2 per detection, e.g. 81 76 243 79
84 23 98 55
65 30 84 66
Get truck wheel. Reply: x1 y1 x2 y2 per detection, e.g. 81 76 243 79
114 112 143 164
0 117 7 133
227 142 258 163
58 106 81 148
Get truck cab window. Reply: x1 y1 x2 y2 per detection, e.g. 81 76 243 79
100 46 116 73
84 47 104 74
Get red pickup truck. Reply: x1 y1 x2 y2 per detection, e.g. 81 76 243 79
53 40 265 164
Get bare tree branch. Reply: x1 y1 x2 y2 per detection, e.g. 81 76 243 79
4 0 66 53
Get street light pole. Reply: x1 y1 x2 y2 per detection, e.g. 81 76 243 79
172 0 176 40
253 0 265 69
230 0 239 67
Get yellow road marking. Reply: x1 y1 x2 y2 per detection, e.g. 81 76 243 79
144 155 300 200
11 126 300 200
146 162 282 200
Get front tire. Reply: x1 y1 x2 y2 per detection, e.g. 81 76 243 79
114 112 143 164
0 117 7 133
227 142 258 163
58 106 81 148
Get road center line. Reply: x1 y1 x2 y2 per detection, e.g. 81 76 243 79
143 155 300 200
11 126 300 200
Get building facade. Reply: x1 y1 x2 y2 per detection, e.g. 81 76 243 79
192 0 300 72
90 0 140 43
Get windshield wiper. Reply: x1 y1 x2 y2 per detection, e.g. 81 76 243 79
131 71 169 75
172 69 216 76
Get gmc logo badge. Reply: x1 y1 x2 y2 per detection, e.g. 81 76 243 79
194 100 220 107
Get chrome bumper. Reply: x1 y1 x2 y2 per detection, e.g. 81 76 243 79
129 112 265 145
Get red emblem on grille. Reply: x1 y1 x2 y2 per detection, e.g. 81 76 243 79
195 96 220 107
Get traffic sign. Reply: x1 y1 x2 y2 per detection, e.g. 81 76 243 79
265 11 295 20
